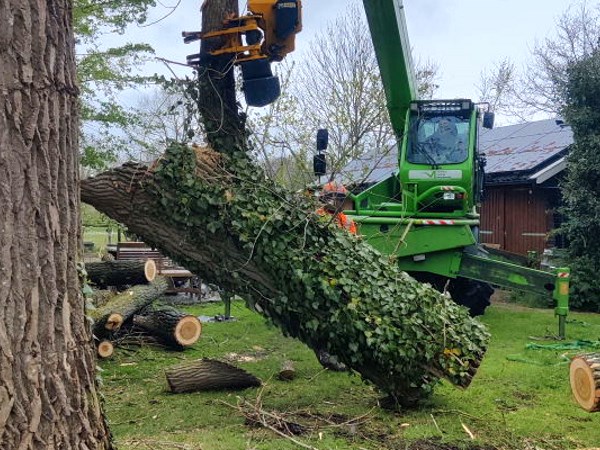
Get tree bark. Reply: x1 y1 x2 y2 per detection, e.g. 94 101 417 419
165 359 262 393
86 260 155 289
132 305 202 349
0 1 113 447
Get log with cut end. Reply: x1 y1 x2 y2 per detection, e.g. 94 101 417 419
570 353 600 412
96 340 114 359
165 359 261 393
132 305 202 349
89 277 168 340
86 259 157 289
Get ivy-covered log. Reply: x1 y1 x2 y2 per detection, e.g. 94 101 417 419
132 305 202 349
86 260 155 289
81 146 489 401
89 277 168 340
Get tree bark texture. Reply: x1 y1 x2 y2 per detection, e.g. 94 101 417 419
0 1 113 448
198 0 248 153
165 359 262 393
85 260 153 289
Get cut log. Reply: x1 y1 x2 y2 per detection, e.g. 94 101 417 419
278 360 296 381
132 306 202 349
89 277 168 340
97 340 114 359
570 353 600 412
165 359 261 393
86 259 156 289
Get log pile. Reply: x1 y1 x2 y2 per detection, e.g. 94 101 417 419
89 278 202 358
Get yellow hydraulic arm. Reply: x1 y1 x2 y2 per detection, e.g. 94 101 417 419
183 0 302 107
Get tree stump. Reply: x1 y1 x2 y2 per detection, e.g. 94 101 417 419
570 353 600 412
278 360 296 381
165 359 261 393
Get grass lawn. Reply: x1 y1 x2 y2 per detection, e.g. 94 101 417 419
100 301 600 450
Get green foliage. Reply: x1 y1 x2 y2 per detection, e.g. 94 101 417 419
74 1 158 169
142 142 489 401
74 0 157 41
560 51 600 311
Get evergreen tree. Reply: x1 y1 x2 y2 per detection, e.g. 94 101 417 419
560 51 600 310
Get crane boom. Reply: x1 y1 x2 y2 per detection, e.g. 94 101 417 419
363 0 417 137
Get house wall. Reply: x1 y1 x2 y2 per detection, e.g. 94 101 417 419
480 185 554 255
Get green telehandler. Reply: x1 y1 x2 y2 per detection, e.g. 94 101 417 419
191 0 570 337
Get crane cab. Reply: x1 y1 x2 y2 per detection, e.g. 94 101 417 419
398 99 482 219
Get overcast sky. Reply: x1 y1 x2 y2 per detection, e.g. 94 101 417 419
121 0 575 109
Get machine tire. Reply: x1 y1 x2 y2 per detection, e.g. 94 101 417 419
449 277 494 317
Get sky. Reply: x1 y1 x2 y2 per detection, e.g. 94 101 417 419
116 0 576 111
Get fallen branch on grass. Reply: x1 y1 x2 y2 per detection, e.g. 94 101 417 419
165 359 262 393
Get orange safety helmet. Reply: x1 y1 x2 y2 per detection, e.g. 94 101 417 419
322 181 348 196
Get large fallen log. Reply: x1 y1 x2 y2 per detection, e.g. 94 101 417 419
80 0 489 403
81 144 489 402
570 353 600 412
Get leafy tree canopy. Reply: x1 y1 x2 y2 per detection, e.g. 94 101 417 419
74 0 160 170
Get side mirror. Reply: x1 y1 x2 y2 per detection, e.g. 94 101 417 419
316 129 328 151
483 112 495 129
313 153 327 177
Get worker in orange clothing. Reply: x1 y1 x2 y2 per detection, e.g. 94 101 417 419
316 181 357 235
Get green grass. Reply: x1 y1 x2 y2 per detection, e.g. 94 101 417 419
83 226 114 253
100 302 600 450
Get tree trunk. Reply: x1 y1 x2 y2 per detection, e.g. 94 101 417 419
0 1 113 447
86 260 155 289
197 0 246 153
165 359 262 393
132 306 202 349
